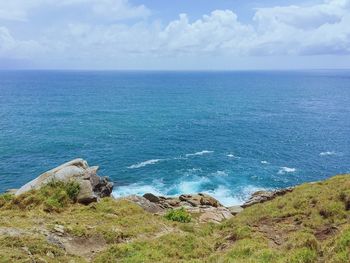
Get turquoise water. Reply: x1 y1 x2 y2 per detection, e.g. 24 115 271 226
0 70 349 205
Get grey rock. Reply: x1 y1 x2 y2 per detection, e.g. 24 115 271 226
143 193 160 203
77 180 97 205
242 187 294 208
122 195 164 214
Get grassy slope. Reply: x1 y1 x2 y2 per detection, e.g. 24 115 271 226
0 175 350 263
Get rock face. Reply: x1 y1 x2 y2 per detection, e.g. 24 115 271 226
242 187 294 208
15 159 113 204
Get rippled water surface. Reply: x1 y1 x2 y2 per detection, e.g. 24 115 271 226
0 70 349 205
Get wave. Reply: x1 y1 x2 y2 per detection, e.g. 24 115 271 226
113 183 164 198
227 154 240 159
127 159 163 169
278 167 296 175
261 160 269 164
185 150 213 157
203 185 243 206
112 175 269 207
320 151 336 156
211 170 228 177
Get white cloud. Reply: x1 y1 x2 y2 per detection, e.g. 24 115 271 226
0 0 350 67
0 0 150 21
0 26 43 58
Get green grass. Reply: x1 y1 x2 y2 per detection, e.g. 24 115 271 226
164 208 192 223
0 174 350 262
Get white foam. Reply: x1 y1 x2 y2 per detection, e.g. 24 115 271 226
203 185 242 206
278 167 296 175
211 171 228 177
320 151 336 156
261 160 269 164
127 159 162 169
176 177 210 193
227 154 240 159
185 150 213 157
112 183 163 198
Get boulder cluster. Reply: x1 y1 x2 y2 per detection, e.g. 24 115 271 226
123 193 233 223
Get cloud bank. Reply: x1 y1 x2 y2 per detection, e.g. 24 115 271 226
0 0 349 68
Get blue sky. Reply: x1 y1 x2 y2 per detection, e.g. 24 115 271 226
0 0 349 69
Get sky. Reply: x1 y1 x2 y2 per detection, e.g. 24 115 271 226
0 0 349 70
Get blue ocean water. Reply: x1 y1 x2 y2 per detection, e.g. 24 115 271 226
0 70 350 205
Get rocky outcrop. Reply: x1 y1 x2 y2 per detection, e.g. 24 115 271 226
242 187 294 208
142 193 223 210
124 193 233 223
15 159 113 204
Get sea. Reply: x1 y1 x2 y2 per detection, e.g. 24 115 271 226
0 70 350 206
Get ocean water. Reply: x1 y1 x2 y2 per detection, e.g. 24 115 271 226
0 70 350 206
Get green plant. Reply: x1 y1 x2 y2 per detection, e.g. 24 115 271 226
164 208 191 223
65 181 80 201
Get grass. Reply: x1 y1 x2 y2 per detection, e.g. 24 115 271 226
0 174 350 262
164 208 192 223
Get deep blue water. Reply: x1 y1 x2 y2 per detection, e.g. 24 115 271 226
0 70 350 205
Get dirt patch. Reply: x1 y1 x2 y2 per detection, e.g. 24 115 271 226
253 217 301 248
314 226 338 241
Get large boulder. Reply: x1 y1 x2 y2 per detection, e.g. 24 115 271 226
15 159 114 204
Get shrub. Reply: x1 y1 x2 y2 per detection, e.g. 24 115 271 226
164 208 191 223
0 193 14 208
65 181 80 201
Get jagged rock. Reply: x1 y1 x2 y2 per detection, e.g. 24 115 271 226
123 195 164 214
143 193 160 203
199 207 233 224
15 159 114 205
242 187 294 208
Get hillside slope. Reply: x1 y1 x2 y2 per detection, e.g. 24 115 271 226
1 175 350 262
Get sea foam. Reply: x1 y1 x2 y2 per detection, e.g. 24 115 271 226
127 159 162 169
185 150 213 157
278 167 296 174
320 151 336 156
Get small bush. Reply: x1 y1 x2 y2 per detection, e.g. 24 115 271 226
65 181 80 201
165 208 191 223
0 193 14 208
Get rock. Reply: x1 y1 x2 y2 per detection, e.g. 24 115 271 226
53 225 65 236
228 205 244 215
126 192 231 223
242 187 293 208
122 195 164 214
77 180 97 205
199 207 233 224
143 193 161 203
15 159 114 205
199 193 221 207
179 193 222 208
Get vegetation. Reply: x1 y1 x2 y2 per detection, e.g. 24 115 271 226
164 208 192 223
0 174 350 262
0 180 81 212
